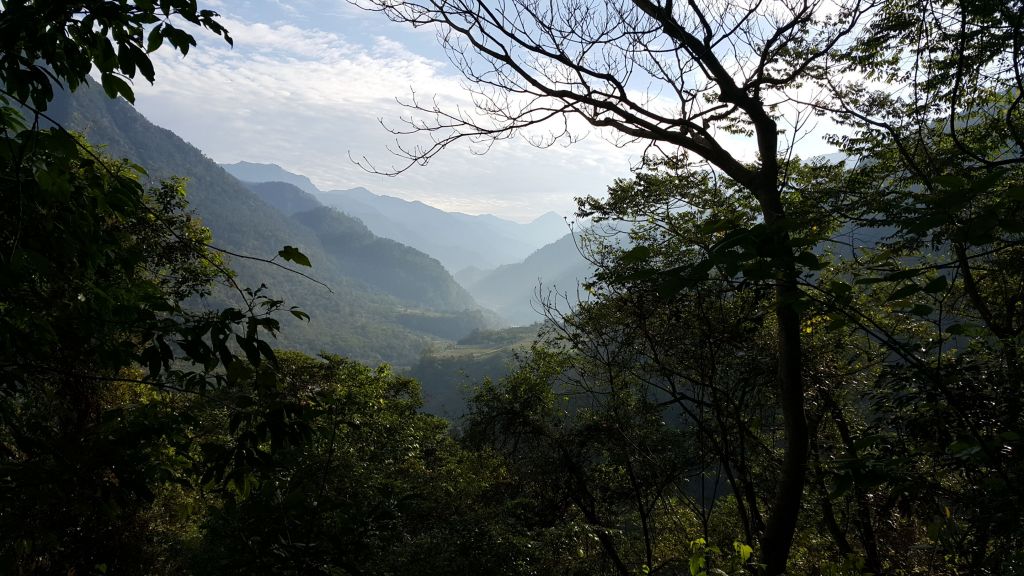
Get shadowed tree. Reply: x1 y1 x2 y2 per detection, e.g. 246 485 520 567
355 0 870 571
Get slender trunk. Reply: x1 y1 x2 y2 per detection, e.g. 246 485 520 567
829 402 883 575
756 186 809 576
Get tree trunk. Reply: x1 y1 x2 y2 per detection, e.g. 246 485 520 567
756 188 809 576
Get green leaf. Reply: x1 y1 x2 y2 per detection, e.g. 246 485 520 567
825 315 850 332
909 304 934 316
689 554 706 576
933 174 966 190
734 541 753 563
278 245 311 267
922 276 948 293
796 251 823 270
620 245 652 264
949 440 981 458
147 25 165 52
828 279 853 299
887 283 921 301
100 73 134 102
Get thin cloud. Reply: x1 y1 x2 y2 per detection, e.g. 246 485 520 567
132 13 643 219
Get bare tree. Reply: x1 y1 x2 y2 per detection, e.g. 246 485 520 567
356 0 869 572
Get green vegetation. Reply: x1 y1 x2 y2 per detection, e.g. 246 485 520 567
410 325 541 416
2 0 1023 575
45 80 495 367
463 232 594 326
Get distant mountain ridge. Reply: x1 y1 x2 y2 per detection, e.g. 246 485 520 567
220 162 570 272
47 86 497 366
461 232 594 326
222 161 320 195
243 181 322 215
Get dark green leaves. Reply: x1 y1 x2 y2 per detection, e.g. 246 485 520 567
922 275 948 294
278 245 311 267
796 251 823 270
0 1 231 113
620 245 653 264
100 73 134 102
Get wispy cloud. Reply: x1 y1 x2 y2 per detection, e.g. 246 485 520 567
133 13 642 220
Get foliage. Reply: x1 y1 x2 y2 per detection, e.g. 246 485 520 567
350 0 1024 570
0 4 303 573
0 0 231 109
0 129 285 572
193 352 527 575
3 0 1024 574
459 137 1024 574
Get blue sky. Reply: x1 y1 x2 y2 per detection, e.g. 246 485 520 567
129 0 637 221
132 0 836 221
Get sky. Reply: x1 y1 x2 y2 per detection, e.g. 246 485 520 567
132 0 838 222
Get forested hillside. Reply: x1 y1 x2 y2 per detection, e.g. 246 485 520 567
223 161 569 272
463 231 594 325
44 83 495 366
243 180 322 216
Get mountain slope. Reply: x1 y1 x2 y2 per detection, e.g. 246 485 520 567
464 232 594 325
315 187 548 272
324 188 573 272
222 161 321 195
291 206 479 312
219 163 570 272
244 181 323 216
46 86 494 366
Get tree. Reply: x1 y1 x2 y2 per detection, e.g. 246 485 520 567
193 352 526 576
357 0 869 570
0 138 231 572
0 0 231 110
465 147 1020 573
356 0 1024 569
817 2 1024 569
0 4 324 572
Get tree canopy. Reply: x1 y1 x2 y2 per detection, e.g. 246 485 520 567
355 0 1024 572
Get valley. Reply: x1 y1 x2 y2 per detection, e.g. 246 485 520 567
46 83 593 414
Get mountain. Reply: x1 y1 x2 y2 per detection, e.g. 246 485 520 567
219 162 570 272
462 232 594 326
453 265 492 288
315 187 569 272
221 161 321 195
46 85 496 367
311 187 508 272
244 181 323 215
291 206 478 312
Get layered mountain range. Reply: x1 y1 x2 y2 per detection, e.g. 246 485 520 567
222 161 570 273
47 86 496 366
47 84 595 367
222 163 594 326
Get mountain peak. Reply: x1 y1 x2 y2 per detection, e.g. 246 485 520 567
531 211 564 223
221 161 321 195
